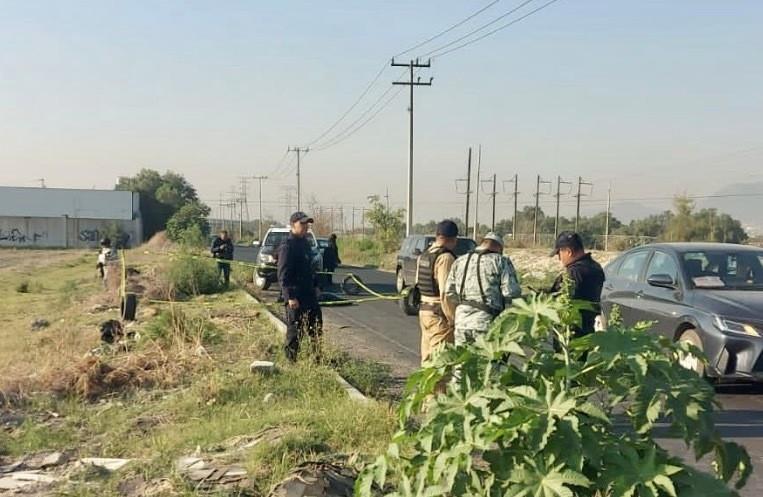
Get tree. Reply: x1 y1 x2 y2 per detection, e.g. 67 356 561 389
165 201 211 245
366 195 405 251
117 169 201 238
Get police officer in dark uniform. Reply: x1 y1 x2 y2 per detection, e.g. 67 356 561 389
549 231 606 336
210 230 234 287
277 212 322 362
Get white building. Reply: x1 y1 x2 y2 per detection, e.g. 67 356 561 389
0 186 142 248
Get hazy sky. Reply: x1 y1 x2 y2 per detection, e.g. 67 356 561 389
1 1 762 225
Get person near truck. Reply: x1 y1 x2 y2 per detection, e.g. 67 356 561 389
96 237 117 281
445 232 522 345
210 230 235 287
322 233 341 287
548 231 606 337
278 211 323 362
416 220 458 364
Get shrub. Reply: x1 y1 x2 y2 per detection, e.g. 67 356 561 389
144 308 219 345
167 255 222 296
358 282 751 496
15 281 29 293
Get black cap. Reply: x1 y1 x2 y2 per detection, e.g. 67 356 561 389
289 211 314 224
436 220 459 238
551 231 584 256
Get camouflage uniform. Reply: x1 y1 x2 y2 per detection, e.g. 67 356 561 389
445 248 521 345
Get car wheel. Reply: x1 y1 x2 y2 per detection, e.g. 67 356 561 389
677 328 705 376
399 286 420 316
395 269 406 294
254 272 271 291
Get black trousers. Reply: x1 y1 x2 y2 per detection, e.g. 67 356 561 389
217 261 231 286
284 305 323 361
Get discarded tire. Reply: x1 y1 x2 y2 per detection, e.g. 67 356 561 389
120 293 137 321
399 286 420 316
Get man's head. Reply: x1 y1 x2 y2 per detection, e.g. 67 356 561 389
480 232 504 253
551 231 585 266
219 230 229 240
435 220 459 251
289 211 314 238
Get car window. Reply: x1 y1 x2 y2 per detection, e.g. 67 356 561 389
263 231 288 247
646 251 679 282
682 250 763 289
414 238 427 253
617 251 649 282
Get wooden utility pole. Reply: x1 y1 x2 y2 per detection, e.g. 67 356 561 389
554 176 572 238
575 176 593 232
503 175 519 240
455 148 473 237
473 145 481 240
392 58 433 236
287 147 309 211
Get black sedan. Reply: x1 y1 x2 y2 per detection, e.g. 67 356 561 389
601 243 763 382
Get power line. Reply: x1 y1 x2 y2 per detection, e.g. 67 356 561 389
394 0 503 58
426 0 562 60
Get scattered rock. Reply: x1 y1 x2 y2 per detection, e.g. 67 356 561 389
175 456 250 491
250 360 276 375
30 318 50 331
118 475 174 497
0 470 58 491
81 457 132 472
269 462 357 497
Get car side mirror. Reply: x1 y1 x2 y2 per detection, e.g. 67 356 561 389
647 273 676 289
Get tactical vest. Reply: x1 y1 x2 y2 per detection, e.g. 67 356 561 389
457 251 503 317
416 246 453 298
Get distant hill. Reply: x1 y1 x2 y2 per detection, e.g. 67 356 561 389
699 182 763 236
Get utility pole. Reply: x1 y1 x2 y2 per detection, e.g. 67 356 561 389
455 148 473 236
503 175 519 240
575 176 593 232
392 57 433 236
238 177 250 240
287 146 309 211
361 208 367 238
473 145 482 240
252 176 268 242
605 186 611 251
533 175 552 246
385 187 391 212
554 176 572 238
481 174 498 232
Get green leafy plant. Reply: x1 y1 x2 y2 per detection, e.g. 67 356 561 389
167 254 222 296
357 280 751 497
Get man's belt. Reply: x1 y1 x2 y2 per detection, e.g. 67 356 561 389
458 300 502 317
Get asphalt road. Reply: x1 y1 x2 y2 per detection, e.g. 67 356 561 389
235 246 763 494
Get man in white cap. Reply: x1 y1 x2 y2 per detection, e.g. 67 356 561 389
445 232 521 345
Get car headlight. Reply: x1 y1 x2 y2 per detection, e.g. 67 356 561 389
259 254 275 264
713 316 760 337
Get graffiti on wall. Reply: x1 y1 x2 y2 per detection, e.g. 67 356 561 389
79 229 100 242
0 228 47 244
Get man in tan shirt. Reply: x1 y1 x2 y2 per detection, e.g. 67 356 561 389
415 220 458 364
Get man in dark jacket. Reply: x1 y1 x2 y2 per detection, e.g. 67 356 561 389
322 234 341 287
210 230 234 287
549 231 605 336
278 212 322 361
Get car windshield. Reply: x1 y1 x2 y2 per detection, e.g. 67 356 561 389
682 250 763 290
264 232 317 249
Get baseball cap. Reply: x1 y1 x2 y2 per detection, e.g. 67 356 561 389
289 211 314 224
550 231 584 256
436 220 459 238
482 232 504 247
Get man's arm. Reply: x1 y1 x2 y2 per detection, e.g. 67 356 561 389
436 253 457 323
443 258 460 307
277 242 295 302
501 257 522 302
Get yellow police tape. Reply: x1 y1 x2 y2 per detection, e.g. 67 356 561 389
119 248 405 308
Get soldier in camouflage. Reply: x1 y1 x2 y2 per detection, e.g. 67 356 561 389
445 232 522 345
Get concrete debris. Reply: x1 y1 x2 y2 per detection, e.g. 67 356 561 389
30 319 50 331
80 457 132 472
0 470 58 491
117 475 174 497
175 456 250 491
269 462 357 497
249 360 276 375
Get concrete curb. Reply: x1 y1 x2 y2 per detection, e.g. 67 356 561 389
243 292 369 403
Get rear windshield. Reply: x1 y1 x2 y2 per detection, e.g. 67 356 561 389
682 250 763 289
264 232 317 249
